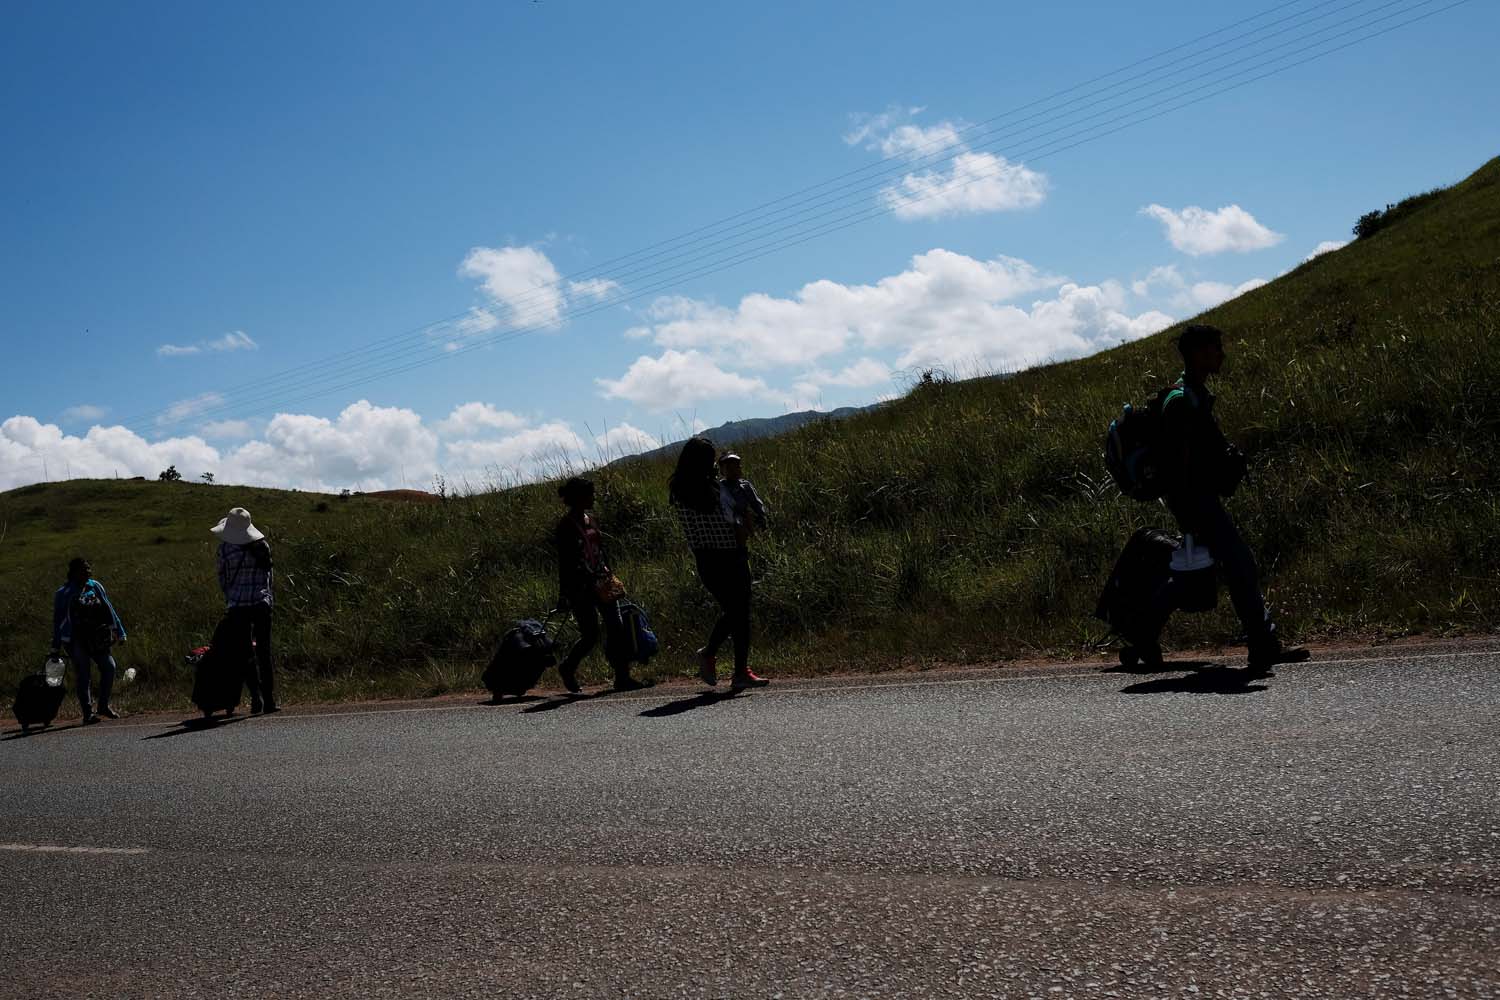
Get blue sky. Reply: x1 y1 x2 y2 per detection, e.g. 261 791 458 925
2 0 1496 491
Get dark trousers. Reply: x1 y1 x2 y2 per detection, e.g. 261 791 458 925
228 604 274 704
559 592 629 675
695 548 752 672
1156 492 1273 646
68 641 116 712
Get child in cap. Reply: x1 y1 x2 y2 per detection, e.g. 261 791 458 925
717 452 768 538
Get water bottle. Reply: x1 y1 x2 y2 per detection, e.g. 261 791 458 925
119 666 138 685
44 656 67 687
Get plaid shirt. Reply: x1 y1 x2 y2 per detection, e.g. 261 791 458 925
218 541 274 608
671 497 742 551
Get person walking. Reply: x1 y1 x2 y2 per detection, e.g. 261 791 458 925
51 557 128 723
552 476 650 693
212 507 278 713
1154 324 1310 674
669 437 768 691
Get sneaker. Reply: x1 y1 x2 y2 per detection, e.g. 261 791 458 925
696 648 718 687
1248 641 1311 674
613 675 653 693
730 670 769 691
97 705 121 720
559 664 581 695
82 712 99 726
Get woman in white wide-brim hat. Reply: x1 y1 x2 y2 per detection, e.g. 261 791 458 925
212 507 278 713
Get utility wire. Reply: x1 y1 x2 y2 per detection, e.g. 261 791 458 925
112 0 1358 429
127 0 1469 432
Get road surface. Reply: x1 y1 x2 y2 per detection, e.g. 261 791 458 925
3 645 1498 998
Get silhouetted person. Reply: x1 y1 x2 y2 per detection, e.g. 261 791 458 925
213 507 278 713
552 476 650 693
1155 324 1309 674
670 437 768 690
51 557 127 723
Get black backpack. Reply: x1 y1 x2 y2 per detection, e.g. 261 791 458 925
1104 384 1178 502
72 584 116 654
483 619 558 698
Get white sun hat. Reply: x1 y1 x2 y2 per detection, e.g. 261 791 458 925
211 507 266 545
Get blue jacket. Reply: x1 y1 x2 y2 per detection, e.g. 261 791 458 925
52 578 127 649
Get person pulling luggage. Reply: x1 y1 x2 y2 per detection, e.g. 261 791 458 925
1151 324 1310 674
212 507 278 713
50 557 127 723
551 477 651 693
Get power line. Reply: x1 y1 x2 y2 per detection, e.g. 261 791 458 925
128 0 1470 433
112 0 1358 429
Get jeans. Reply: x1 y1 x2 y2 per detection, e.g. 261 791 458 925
227 603 274 705
1156 492 1273 646
69 641 116 713
695 548 752 673
559 591 629 675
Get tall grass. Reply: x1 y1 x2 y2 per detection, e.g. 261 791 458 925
3 157 1499 710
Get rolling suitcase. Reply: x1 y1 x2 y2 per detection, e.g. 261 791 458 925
191 617 245 718
13 672 68 732
1095 527 1179 666
483 618 559 699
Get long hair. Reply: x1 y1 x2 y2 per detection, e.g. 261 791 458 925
668 437 720 513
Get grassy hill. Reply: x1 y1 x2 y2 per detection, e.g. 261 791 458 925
5 157 1499 712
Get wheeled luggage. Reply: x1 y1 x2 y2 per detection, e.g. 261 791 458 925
191 617 245 718
482 618 559 699
13 671 68 732
1095 527 1178 666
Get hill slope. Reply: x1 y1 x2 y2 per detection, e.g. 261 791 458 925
5 157 1499 708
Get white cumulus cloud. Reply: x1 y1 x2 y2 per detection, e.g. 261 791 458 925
597 350 773 411
0 415 220 490
846 107 1047 221
1140 204 1284 256
436 402 529 437
1305 239 1348 261
460 245 567 329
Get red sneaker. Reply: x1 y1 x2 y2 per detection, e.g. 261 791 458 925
730 670 769 691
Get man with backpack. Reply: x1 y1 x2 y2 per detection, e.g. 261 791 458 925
50 557 128 723
213 507 278 713
1152 324 1310 674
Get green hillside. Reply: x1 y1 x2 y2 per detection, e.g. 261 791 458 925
5 157 1499 711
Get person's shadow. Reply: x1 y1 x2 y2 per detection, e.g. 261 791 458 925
639 690 741 718
478 694 543 707
1120 665 1271 695
2 721 86 741
141 714 251 740
1104 658 1215 676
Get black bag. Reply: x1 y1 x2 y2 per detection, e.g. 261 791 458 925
606 601 659 666
483 619 558 698
13 673 67 732
191 616 245 718
72 585 116 655
1104 386 1176 502
1094 527 1180 641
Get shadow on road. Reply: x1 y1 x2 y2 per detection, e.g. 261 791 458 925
1103 659 1216 676
141 715 250 740
639 690 741 718
478 694 544 707
2 721 86 741
522 693 595 714
1120 666 1271 695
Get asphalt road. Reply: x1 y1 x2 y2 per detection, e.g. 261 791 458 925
3 646 1498 999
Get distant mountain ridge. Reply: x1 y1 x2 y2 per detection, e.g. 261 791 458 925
612 405 874 465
